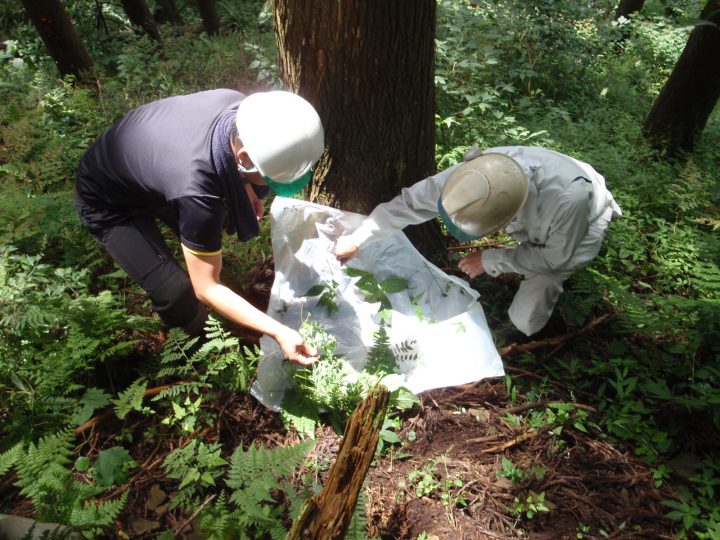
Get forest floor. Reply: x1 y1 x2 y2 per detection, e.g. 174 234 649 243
99 384 676 539
4 258 680 539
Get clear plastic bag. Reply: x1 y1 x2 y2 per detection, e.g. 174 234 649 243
251 198 504 410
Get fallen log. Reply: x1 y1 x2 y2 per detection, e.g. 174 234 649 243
287 385 390 540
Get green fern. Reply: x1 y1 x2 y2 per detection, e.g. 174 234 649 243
69 491 128 536
204 439 316 539
162 439 227 511
285 319 419 434
0 245 157 439
197 492 240 540
111 378 150 420
0 442 23 477
15 430 77 505
157 317 258 393
196 441 316 539
11 429 128 536
346 484 370 540
279 400 319 439
364 319 397 375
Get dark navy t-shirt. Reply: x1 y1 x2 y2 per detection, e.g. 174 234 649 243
75 89 245 254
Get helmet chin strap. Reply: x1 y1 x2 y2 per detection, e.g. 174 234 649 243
237 163 258 175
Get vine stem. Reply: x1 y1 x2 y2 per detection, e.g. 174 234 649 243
173 493 217 535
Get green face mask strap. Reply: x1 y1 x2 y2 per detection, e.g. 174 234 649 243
264 170 312 197
437 197 482 243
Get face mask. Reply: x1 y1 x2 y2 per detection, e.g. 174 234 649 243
264 170 312 197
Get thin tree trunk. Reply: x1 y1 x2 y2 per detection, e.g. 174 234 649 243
273 0 446 261
120 0 161 41
642 0 720 156
195 0 221 35
614 0 645 20
287 386 390 539
154 0 184 25
20 0 94 80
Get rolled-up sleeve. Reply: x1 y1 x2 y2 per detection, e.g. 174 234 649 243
344 166 457 248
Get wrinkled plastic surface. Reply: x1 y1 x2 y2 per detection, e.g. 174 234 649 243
250 198 504 410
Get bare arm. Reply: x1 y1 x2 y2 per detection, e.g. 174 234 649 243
182 247 317 365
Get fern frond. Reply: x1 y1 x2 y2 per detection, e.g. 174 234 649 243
0 442 23 477
10 523 75 540
346 484 370 540
14 430 77 516
69 491 128 532
365 320 396 375
280 408 317 440
151 381 207 401
111 379 149 420
227 439 315 493
16 430 74 487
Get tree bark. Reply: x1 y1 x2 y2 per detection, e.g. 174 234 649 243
273 0 446 262
20 0 94 80
287 386 390 539
642 0 720 156
154 0 184 25
195 0 221 35
120 0 161 41
614 0 645 20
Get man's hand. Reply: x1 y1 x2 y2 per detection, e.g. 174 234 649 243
334 236 359 264
458 251 485 278
274 326 319 365
245 183 265 219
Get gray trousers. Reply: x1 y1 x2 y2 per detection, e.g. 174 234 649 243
508 209 613 336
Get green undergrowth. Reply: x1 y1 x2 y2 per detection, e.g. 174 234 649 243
280 318 420 437
0 0 718 537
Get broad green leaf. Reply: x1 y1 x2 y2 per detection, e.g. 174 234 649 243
305 284 325 296
380 277 408 293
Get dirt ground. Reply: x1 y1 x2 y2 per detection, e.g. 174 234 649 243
362 384 676 539
96 381 676 539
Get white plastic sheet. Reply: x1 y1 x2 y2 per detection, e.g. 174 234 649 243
250 197 504 410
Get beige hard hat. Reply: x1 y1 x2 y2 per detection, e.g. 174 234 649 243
438 152 528 241
236 91 324 196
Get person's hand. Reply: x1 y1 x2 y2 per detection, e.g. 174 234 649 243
458 252 485 278
245 183 265 219
274 326 319 365
334 235 359 264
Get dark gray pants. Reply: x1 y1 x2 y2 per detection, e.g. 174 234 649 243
88 211 207 334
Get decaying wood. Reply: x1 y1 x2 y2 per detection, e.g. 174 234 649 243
287 385 390 540
498 313 611 357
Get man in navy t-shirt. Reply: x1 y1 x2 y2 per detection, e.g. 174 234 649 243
75 89 324 365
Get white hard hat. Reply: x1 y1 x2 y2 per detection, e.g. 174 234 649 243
236 91 324 196
438 152 528 241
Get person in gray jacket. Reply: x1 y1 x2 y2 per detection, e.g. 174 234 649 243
334 146 622 336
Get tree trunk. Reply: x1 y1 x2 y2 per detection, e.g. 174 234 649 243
20 0 94 80
154 0 184 25
642 0 720 156
120 0 161 41
273 0 446 262
287 386 390 539
195 0 221 35
614 0 645 19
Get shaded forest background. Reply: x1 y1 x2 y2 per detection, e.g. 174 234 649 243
0 0 719 539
